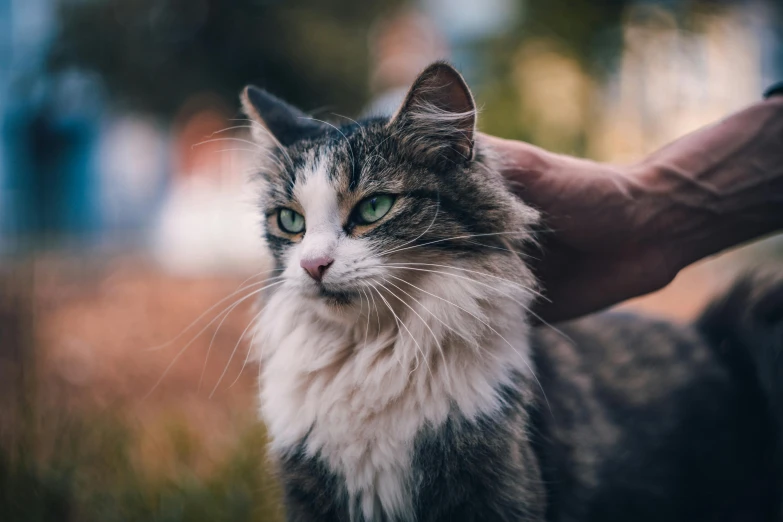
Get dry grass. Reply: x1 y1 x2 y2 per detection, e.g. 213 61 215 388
1 255 283 522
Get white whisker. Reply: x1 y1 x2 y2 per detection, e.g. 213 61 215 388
390 276 552 415
361 280 382 337
383 276 476 349
360 280 401 369
199 296 246 392
383 264 571 343
362 153 389 169
192 136 266 152
146 273 284 352
462 239 539 261
229 320 261 389
330 113 362 130
382 266 537 313
211 299 274 398
374 279 433 380
228 118 294 168
382 231 531 256
365 280 418 376
377 196 440 257
143 279 285 400
380 276 451 391
206 124 257 136
359 286 372 351
385 262 546 302
233 268 285 292
300 117 355 174
212 147 272 155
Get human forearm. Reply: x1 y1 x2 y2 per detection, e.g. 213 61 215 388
486 93 783 323
635 96 783 275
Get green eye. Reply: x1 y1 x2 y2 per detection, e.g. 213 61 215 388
278 208 305 234
356 195 394 224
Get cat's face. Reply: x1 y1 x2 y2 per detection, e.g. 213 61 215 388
243 63 538 319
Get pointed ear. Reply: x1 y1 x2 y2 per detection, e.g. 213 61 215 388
241 86 327 148
388 62 476 164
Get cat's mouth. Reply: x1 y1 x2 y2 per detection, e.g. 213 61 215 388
316 286 358 307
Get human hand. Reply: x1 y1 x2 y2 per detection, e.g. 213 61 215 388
481 94 783 324
481 134 677 324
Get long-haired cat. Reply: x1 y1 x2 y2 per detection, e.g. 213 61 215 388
241 62 783 522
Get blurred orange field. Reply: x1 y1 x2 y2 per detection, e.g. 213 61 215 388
33 257 263 465
1 256 285 521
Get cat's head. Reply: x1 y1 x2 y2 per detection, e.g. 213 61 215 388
242 63 539 323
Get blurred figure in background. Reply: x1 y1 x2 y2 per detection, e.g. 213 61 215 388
151 94 267 275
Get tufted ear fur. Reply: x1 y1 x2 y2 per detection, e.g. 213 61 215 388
241 86 327 148
387 62 476 165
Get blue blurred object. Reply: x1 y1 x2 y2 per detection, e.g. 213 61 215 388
0 0 103 253
764 82 783 98
420 0 519 86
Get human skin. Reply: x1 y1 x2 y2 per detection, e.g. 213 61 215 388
482 92 783 323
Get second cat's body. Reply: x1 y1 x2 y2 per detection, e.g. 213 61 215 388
533 302 780 522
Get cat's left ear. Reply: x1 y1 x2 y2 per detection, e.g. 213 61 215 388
388 62 476 164
241 86 327 148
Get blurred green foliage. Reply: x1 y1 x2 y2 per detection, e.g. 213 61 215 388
477 0 782 153
52 0 633 123
0 409 282 522
52 0 782 156
52 0 401 118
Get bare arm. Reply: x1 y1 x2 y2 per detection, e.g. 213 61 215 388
484 93 783 323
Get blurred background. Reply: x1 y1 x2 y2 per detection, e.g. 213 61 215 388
1 0 782 520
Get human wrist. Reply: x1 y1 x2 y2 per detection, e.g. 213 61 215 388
624 162 688 280
631 96 783 274
480 134 551 182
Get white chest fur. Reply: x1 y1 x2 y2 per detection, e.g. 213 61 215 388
255 279 533 521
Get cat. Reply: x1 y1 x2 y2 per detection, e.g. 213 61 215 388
241 62 783 522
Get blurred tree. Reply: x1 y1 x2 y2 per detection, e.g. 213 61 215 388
51 0 401 119
476 0 632 150
51 0 782 147
477 0 782 153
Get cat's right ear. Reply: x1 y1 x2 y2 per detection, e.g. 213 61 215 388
241 86 327 148
387 62 476 166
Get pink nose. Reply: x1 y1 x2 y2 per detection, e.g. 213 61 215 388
300 256 334 282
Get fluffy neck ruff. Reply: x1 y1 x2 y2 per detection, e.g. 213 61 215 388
255 268 534 521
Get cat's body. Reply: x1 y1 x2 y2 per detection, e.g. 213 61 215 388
266 304 782 522
243 63 783 521
533 306 781 522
